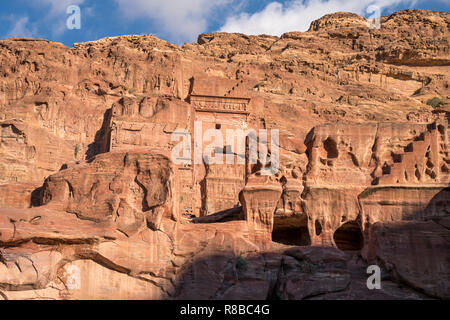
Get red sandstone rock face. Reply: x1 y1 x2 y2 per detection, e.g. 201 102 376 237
367 219 450 299
41 151 175 229
0 9 449 300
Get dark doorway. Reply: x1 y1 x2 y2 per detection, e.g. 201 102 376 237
333 221 363 251
272 214 311 246
323 137 338 158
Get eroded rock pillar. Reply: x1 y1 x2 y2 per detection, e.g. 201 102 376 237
240 175 282 248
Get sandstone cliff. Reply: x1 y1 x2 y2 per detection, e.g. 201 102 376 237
0 9 449 300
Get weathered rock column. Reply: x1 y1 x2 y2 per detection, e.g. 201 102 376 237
276 177 304 215
240 175 282 248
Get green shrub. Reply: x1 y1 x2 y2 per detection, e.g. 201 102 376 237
426 97 443 108
74 144 80 158
253 80 266 89
236 256 248 270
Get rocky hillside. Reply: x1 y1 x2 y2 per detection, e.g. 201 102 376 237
0 9 449 300
0 9 448 188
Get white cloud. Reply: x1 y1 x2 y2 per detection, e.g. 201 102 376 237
6 16 37 38
2 1 86 40
34 0 85 35
219 0 417 35
35 0 85 16
114 0 233 42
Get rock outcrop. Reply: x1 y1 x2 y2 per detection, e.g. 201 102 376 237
0 9 449 300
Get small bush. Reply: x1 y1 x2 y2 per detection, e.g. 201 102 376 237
74 144 80 158
426 97 443 108
253 80 266 89
236 256 248 270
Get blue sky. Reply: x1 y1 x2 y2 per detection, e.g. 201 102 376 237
0 0 448 47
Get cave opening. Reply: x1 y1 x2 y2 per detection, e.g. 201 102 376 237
315 220 322 236
272 214 311 246
323 137 339 159
333 221 364 251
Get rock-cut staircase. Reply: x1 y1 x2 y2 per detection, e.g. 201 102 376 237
224 79 245 97
376 116 449 185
